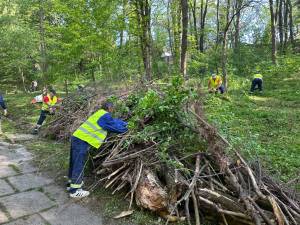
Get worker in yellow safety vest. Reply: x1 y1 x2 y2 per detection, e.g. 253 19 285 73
250 73 263 94
33 88 58 134
208 73 225 94
67 102 128 198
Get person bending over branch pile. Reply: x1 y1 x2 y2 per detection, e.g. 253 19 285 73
67 102 128 198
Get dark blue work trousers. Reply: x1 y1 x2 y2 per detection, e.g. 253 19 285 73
68 136 90 193
250 78 263 92
37 110 50 125
211 85 225 94
218 85 225 94
0 95 6 120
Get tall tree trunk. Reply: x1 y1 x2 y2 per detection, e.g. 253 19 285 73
234 0 242 51
38 1 47 80
120 0 127 47
64 79 69 96
191 0 199 50
275 0 279 23
180 0 188 79
278 0 284 51
91 69 97 90
199 0 208 52
120 32 124 47
134 0 152 81
216 0 220 45
91 69 96 82
19 67 27 92
287 0 294 45
222 0 230 91
269 0 277 64
283 0 288 50
221 36 228 91
146 0 152 81
167 0 174 54
171 0 181 68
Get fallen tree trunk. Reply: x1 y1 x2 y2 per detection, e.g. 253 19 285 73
44 82 299 225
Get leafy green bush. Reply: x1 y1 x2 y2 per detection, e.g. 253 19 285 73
109 76 205 167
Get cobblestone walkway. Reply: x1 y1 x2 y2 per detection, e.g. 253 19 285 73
0 139 103 225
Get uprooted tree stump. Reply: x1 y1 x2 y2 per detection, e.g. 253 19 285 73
45 80 300 225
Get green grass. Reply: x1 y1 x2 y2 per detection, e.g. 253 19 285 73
203 57 300 183
1 91 42 133
0 54 299 222
25 140 70 173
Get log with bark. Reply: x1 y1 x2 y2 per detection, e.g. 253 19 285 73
45 83 299 225
91 103 299 224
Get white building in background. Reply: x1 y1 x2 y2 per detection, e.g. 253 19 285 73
161 49 172 64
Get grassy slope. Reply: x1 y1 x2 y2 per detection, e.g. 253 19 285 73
0 55 299 223
204 57 300 182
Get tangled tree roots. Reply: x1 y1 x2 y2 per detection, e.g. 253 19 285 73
46 84 300 225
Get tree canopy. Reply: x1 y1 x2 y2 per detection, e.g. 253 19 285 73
0 0 299 88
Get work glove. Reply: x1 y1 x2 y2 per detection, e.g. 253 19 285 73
49 107 55 115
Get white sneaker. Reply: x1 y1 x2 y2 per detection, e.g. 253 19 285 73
69 189 90 198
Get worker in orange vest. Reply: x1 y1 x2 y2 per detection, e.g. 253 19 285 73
208 73 225 94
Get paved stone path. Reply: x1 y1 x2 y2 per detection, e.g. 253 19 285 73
0 140 104 225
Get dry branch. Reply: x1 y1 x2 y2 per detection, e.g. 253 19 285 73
44 84 299 225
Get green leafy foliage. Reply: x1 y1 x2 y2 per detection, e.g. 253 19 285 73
109 76 205 167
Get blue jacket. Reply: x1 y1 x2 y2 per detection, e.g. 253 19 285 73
0 95 6 110
98 113 128 133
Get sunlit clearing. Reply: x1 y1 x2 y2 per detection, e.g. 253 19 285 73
249 96 273 102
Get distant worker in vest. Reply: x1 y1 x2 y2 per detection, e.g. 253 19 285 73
0 93 8 135
33 88 58 134
249 73 263 94
68 102 128 198
208 73 225 94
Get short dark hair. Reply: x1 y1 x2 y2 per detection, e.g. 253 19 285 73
49 88 56 95
102 102 114 110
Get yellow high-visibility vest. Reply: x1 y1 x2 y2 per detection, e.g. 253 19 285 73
209 75 222 88
253 74 263 79
42 94 57 111
73 109 108 149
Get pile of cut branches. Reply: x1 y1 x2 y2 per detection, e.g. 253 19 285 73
46 77 299 225
44 85 131 139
